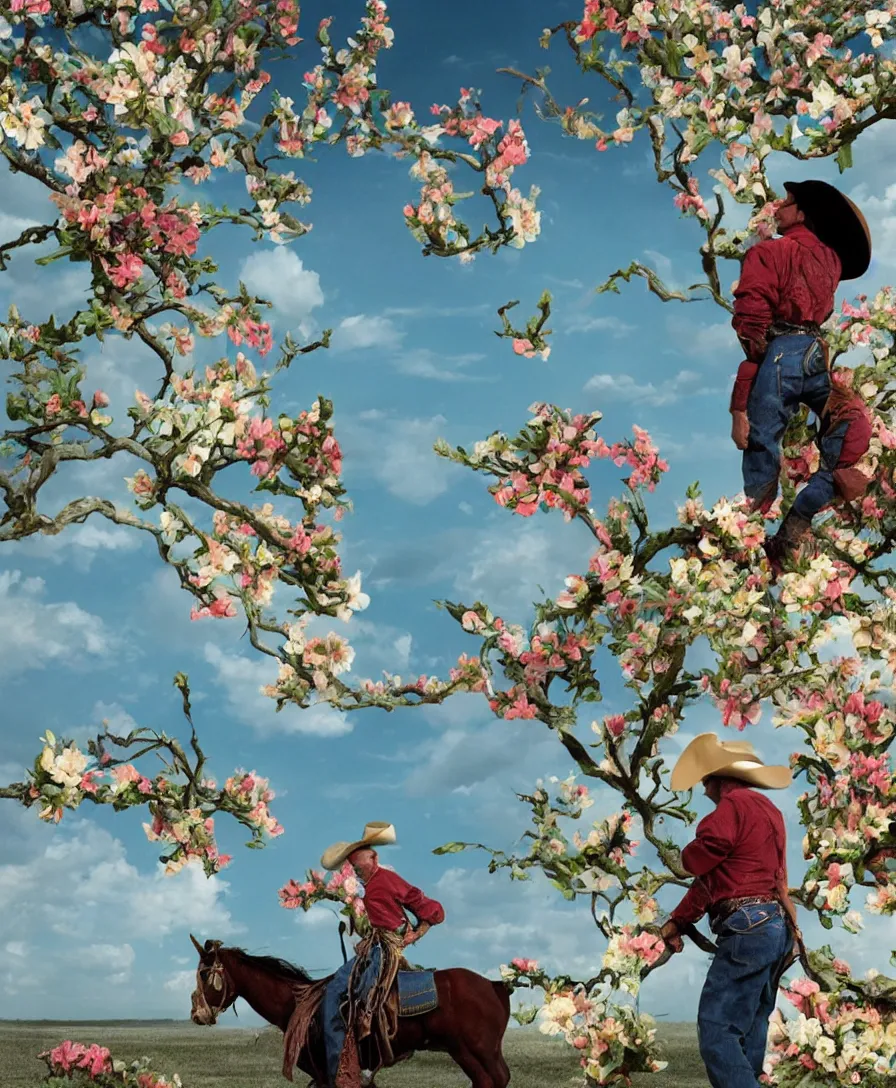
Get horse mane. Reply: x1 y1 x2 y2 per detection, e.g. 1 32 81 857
227 947 315 985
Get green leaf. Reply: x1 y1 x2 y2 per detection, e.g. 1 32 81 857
433 841 469 854
836 143 853 173
34 246 74 267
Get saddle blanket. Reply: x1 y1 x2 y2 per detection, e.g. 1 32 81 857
397 970 438 1017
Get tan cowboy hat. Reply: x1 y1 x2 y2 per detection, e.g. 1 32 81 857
670 733 792 792
783 180 871 280
321 821 396 871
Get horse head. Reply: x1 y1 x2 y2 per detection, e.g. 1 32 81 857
189 934 237 1026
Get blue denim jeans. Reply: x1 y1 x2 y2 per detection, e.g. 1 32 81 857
697 902 792 1088
322 943 383 1085
743 335 845 520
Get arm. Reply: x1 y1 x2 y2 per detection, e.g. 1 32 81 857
667 801 739 928
668 877 713 926
732 243 781 362
679 800 739 877
730 359 760 414
730 359 759 450
394 875 445 946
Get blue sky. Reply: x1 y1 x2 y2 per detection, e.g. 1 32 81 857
2 0 896 1026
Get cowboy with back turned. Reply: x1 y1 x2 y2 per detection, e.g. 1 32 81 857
729 180 874 571
660 734 801 1088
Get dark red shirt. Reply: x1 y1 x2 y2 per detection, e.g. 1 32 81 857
670 781 786 925
362 866 445 930
732 224 841 362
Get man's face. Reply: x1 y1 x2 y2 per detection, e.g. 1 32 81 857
349 847 377 881
774 193 805 233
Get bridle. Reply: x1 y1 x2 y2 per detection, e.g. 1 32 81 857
192 942 237 1024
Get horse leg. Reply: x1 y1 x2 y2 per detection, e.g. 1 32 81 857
448 1042 499 1088
493 1049 511 1088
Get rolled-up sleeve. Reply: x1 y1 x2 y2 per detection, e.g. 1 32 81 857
398 878 445 925
669 878 712 925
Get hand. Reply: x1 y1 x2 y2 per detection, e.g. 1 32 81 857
401 931 416 948
731 410 750 451
660 920 684 954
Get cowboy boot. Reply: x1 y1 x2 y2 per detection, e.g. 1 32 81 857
764 508 813 577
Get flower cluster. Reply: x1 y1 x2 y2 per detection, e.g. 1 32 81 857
538 986 668 1084
559 0 896 208
766 972 896 1086
278 861 369 934
437 404 617 520
39 1041 183 1087
10 722 281 877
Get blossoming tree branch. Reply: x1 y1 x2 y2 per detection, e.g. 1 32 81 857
0 2 535 852
279 3 896 1085
5 1 896 1086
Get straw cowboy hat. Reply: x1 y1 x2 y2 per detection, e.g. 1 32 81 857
321 821 396 871
784 180 871 280
670 733 792 792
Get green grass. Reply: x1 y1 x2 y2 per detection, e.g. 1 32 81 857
0 1022 710 1087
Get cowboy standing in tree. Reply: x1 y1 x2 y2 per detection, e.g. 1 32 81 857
659 734 802 1088
319 822 444 1088
729 180 873 571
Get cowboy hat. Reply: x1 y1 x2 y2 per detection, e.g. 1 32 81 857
670 733 791 792
783 180 871 280
321 821 396 871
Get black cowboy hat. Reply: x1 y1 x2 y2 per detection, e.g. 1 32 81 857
784 180 871 281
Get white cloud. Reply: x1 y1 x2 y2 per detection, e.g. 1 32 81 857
202 643 352 737
0 570 112 676
453 518 592 620
239 248 324 324
846 182 896 271
405 722 549 796
164 968 196 994
340 412 463 505
7 266 92 319
339 617 413 679
81 942 136 984
331 314 404 352
584 369 707 407
0 210 40 243
567 314 634 337
664 315 738 358
4 521 143 573
0 821 239 1015
393 348 490 382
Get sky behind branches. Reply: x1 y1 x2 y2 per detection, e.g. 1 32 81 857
2 0 896 1025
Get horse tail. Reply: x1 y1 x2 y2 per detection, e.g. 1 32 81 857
491 980 511 1026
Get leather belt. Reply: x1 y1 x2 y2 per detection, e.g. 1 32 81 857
768 322 822 339
710 895 778 926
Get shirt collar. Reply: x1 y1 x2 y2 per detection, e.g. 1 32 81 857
779 223 818 243
719 777 752 797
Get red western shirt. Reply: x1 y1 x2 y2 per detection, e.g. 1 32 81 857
670 780 786 926
362 866 445 930
732 224 841 363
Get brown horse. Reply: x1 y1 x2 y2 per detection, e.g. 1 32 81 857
189 935 512 1087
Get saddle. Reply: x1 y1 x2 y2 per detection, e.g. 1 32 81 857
394 969 438 1017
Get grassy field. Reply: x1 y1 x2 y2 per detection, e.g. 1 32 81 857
0 1021 710 1087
